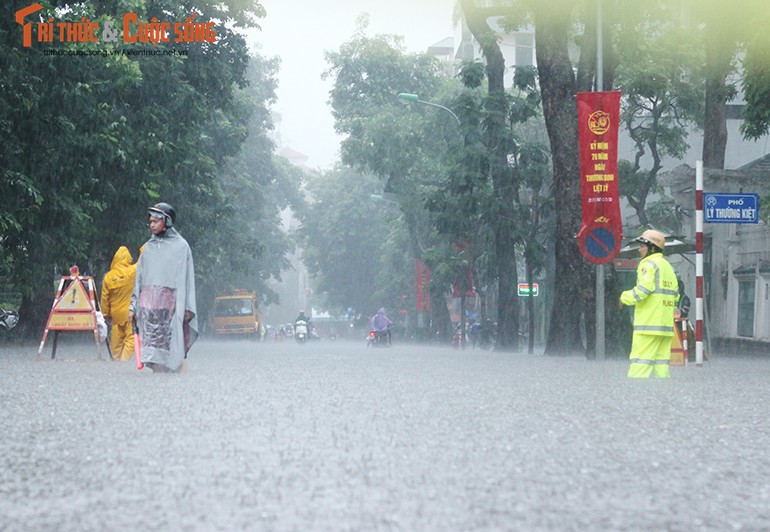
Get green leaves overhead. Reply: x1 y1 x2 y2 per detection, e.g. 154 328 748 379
0 0 303 335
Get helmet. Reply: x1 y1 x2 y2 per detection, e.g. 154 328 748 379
634 229 665 250
148 202 176 228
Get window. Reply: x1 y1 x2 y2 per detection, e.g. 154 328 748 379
515 33 534 67
737 279 755 337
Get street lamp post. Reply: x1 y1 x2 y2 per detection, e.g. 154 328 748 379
397 92 468 347
369 193 399 207
397 93 461 126
595 0 606 361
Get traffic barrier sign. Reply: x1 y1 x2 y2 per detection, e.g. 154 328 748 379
37 265 102 360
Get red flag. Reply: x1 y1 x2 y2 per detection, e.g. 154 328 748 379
452 269 475 298
576 91 623 264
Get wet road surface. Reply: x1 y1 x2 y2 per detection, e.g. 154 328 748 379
1 338 768 531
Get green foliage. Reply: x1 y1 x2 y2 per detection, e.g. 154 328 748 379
457 61 485 89
190 51 304 320
613 11 705 226
645 196 689 236
323 27 461 319
0 0 304 336
324 30 450 182
741 31 770 140
296 166 403 316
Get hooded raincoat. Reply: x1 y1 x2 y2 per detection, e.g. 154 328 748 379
101 246 136 361
130 227 198 371
370 308 392 332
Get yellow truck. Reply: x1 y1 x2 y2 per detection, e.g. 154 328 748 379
212 290 260 338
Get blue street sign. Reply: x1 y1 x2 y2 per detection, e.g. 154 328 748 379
704 193 759 224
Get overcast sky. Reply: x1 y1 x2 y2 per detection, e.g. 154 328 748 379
247 0 456 170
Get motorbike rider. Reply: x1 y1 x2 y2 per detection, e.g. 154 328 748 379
370 308 393 346
295 309 309 326
294 310 310 336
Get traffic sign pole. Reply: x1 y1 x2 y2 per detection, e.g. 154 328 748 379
595 4 605 361
696 161 704 367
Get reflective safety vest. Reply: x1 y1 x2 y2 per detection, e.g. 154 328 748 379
620 252 679 336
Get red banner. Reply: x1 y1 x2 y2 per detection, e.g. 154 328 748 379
576 91 623 264
452 269 475 298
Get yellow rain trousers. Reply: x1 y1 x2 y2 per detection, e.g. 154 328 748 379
626 334 675 378
620 252 679 379
100 246 137 361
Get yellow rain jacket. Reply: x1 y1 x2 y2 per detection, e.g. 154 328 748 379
101 246 137 361
620 252 679 335
101 246 136 325
621 251 679 378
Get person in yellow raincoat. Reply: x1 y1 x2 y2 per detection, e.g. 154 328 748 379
619 229 679 378
101 246 137 361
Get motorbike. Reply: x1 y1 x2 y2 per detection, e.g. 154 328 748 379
294 319 309 344
366 329 389 347
477 320 496 350
0 308 19 331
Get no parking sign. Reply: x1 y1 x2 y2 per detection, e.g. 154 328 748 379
578 223 621 264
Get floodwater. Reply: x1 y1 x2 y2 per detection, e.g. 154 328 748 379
1 338 768 531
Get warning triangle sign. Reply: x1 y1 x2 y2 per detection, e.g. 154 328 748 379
52 278 94 311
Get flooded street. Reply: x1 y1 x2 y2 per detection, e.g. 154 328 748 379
1 338 768 531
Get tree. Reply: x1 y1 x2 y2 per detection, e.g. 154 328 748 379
192 51 305 325
614 16 704 227
739 3 770 142
457 0 523 351
324 21 461 340
0 0 273 337
296 166 399 316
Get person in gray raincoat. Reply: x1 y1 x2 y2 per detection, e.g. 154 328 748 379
129 202 198 373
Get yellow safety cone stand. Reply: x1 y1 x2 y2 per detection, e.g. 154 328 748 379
37 265 102 360
671 316 708 366
671 317 687 366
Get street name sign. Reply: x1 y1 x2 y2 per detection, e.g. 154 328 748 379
704 193 759 224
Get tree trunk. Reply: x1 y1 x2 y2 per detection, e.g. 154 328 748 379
460 0 519 351
431 285 451 343
701 22 734 170
17 249 55 340
535 2 593 356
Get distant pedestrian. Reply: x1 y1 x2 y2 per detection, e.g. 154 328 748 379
100 246 137 361
619 229 679 378
129 202 198 373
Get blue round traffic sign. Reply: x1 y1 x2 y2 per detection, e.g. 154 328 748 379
579 225 620 264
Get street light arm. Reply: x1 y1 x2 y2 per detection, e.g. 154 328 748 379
397 92 461 125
